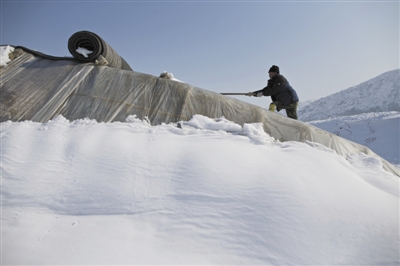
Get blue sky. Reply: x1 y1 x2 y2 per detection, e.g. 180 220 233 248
1 1 398 106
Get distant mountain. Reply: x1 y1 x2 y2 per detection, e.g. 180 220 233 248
297 98 317 111
298 69 399 122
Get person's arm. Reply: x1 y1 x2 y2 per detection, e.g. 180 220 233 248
262 76 287 96
249 86 268 97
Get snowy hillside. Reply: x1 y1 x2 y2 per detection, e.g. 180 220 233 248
298 70 399 166
308 111 399 165
1 115 399 265
298 69 399 122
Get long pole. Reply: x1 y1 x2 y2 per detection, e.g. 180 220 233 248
220 93 250 95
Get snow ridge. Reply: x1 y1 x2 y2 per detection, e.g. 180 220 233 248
298 69 399 122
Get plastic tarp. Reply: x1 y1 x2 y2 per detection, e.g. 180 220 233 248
5 30 132 71
67 31 132 71
1 48 399 177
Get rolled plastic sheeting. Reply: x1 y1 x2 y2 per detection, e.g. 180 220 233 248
68 31 132 71
1 31 132 71
0 49 399 177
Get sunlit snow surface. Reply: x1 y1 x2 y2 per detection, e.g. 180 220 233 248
1 115 398 265
308 111 400 165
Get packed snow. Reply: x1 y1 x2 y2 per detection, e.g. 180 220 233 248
1 114 399 265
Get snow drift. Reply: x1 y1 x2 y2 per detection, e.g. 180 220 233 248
1 115 399 265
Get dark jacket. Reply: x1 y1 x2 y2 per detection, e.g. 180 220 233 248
254 74 299 107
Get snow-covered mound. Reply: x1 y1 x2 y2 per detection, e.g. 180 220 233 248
298 69 399 122
1 115 399 265
308 111 400 165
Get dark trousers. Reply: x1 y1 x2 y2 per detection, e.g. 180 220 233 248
271 101 298 120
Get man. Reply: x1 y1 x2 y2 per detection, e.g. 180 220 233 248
247 65 299 120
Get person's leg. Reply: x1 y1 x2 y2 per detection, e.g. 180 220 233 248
274 101 285 113
269 102 276 112
285 102 298 120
